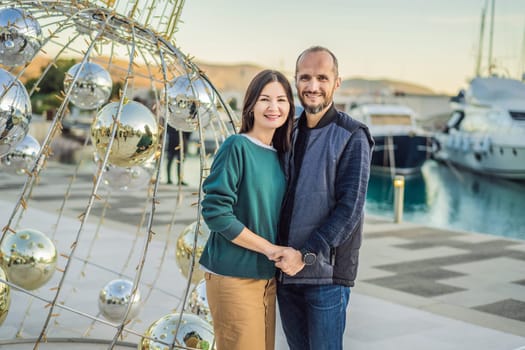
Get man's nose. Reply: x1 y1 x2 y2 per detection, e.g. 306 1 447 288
306 79 319 91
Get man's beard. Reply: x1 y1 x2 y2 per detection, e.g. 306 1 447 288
299 90 333 114
303 101 329 114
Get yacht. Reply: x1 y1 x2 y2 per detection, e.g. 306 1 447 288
348 103 433 175
433 76 525 180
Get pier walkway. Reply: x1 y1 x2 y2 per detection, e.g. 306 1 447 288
0 161 524 349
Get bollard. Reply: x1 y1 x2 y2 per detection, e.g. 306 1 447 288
393 175 405 223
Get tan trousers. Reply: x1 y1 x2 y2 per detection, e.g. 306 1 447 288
205 273 276 350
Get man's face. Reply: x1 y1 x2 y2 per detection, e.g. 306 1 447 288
295 51 341 115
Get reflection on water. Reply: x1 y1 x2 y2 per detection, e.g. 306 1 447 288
365 160 525 240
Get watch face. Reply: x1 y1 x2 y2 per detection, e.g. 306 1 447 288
303 252 316 265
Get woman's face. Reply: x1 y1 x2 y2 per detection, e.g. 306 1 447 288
252 81 290 132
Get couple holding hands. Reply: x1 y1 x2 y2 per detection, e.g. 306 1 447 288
198 46 374 350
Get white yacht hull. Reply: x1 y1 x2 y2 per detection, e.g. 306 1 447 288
434 132 525 179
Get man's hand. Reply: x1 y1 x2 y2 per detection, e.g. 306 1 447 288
275 248 304 276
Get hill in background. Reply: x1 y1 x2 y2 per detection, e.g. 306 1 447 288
197 61 438 96
18 55 439 96
339 77 436 95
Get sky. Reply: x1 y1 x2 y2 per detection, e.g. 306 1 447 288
174 0 524 95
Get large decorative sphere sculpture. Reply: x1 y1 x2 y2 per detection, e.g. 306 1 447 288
0 134 40 175
91 100 159 167
0 266 10 325
0 228 57 290
64 62 112 110
0 68 32 157
98 279 141 322
176 221 210 284
0 7 42 67
139 313 214 350
166 74 216 132
0 0 239 347
187 279 212 325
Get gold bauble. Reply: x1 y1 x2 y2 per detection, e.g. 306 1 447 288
138 313 214 350
0 266 10 325
91 100 159 167
0 228 57 290
175 221 210 284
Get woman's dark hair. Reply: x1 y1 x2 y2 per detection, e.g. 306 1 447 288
239 69 294 153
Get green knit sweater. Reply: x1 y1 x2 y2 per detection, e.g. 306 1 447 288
199 134 286 279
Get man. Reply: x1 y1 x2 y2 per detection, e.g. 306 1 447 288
166 124 191 185
274 46 374 349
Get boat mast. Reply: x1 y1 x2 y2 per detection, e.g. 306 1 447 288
475 0 488 77
487 0 495 75
521 20 525 80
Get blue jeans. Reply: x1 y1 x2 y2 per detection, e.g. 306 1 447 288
277 283 350 350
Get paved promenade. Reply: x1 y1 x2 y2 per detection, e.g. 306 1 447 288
0 160 524 349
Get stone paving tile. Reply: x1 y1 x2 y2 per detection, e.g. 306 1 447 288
443 257 525 281
507 243 525 253
448 233 504 244
364 274 466 297
514 279 525 287
434 289 511 308
474 299 525 322
363 216 392 224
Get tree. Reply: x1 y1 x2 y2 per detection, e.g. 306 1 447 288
25 58 77 94
24 58 77 114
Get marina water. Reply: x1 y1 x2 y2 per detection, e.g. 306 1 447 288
366 160 525 241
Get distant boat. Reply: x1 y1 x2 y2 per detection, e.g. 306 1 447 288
433 77 525 180
432 0 525 180
348 103 434 175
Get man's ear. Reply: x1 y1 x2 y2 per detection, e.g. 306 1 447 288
335 76 342 89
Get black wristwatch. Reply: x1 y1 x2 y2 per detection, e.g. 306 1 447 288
301 249 316 266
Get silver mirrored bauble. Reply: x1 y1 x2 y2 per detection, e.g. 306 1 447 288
91 101 159 167
0 266 10 325
187 279 212 325
165 75 216 132
175 221 210 284
64 62 112 110
0 8 42 67
98 279 141 322
0 134 40 175
96 152 156 192
0 68 32 157
139 313 214 350
0 228 57 290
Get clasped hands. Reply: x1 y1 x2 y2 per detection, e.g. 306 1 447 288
266 246 304 276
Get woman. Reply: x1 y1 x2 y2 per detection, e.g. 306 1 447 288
199 70 294 350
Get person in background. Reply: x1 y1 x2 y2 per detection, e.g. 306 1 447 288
165 124 191 185
199 69 295 350
273 46 374 350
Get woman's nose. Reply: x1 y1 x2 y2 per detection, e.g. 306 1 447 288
267 100 279 109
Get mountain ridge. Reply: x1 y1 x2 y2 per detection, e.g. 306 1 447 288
16 56 439 96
